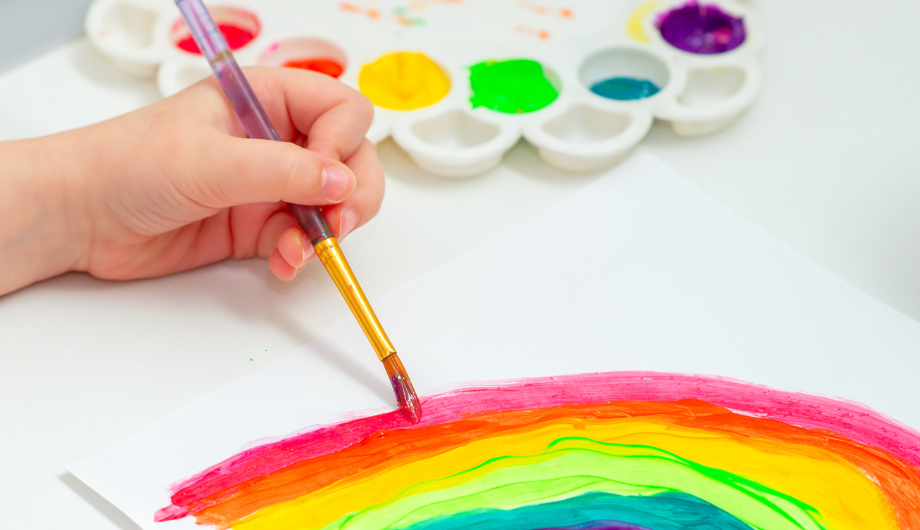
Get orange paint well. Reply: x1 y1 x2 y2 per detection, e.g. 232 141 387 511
282 58 344 78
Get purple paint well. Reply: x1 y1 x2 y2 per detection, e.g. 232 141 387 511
657 2 746 55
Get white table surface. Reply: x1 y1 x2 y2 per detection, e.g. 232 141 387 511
1 1 919 528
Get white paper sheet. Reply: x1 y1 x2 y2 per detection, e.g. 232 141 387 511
70 152 920 529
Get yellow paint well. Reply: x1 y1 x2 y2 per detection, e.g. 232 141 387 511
358 51 450 111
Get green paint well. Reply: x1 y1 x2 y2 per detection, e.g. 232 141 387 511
469 59 559 114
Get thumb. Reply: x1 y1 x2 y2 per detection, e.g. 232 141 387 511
190 134 357 209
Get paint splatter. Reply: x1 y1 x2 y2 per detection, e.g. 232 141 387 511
657 2 745 54
339 2 381 20
590 77 660 101
393 7 426 27
517 1 574 19
515 25 552 40
339 1 437 27
176 24 255 54
154 372 920 529
358 52 450 111
469 59 559 114
282 58 344 78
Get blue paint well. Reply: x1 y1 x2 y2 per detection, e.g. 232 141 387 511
590 77 660 101
402 491 752 530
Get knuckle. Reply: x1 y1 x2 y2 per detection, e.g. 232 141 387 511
340 85 374 126
357 95 375 125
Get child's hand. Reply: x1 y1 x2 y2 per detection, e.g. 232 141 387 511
0 67 383 295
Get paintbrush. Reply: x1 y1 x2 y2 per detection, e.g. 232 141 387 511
173 0 421 423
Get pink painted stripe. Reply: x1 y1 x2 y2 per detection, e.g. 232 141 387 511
164 372 920 516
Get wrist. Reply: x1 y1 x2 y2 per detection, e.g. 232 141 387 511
0 132 91 295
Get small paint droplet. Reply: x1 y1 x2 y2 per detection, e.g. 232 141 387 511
250 358 253 361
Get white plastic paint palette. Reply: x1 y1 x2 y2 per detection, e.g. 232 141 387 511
86 0 764 176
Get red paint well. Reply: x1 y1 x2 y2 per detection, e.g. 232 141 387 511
282 58 344 78
176 24 255 54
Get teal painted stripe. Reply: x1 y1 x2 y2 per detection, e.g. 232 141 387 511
400 491 753 530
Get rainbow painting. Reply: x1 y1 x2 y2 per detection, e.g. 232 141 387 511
154 372 920 529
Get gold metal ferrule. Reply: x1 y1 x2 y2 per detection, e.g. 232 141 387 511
314 237 396 362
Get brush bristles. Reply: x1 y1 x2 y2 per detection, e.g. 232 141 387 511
382 354 422 424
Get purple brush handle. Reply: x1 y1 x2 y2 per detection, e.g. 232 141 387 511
174 0 332 244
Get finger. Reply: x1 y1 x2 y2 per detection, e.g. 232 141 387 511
301 87 374 163
185 131 357 209
269 249 300 281
275 225 317 268
320 139 385 239
252 208 298 259
244 67 373 162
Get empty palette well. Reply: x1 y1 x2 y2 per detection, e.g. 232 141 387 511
543 105 631 144
678 66 746 107
410 110 501 150
100 1 158 49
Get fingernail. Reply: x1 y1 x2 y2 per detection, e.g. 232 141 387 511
322 165 356 203
339 209 358 239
